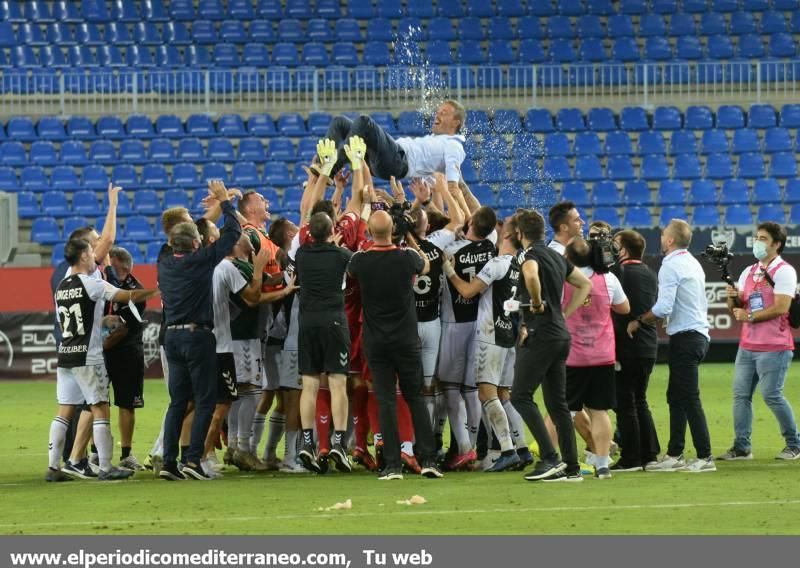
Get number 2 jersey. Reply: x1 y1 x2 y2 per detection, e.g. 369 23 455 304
475 254 520 348
441 232 497 324
415 229 456 323
55 273 120 368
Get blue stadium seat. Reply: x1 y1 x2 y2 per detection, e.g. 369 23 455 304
17 191 39 217
604 131 633 155
263 161 292 186
653 107 682 131
408 0 435 17
125 115 155 139
50 165 79 191
608 15 634 38
638 131 666 155
467 0 496 16
561 181 590 207
241 43 270 67
556 108 585 132
549 39 577 63
624 206 652 227
268 138 296 161
686 106 714 130
366 18 393 42
642 155 669 180
488 41 515 64
29 141 58 166
248 114 277 137
790 204 800 224
575 156 603 181
460 159 478 184
184 114 213 138
334 19 362 42
95 115 124 139
220 20 248 44
7 117 37 142
119 140 147 164
482 135 510 158
307 113 332 137
675 36 704 60
732 129 761 154
466 110 491 134
134 21 162 45
592 181 619 207
204 138 234 163
543 157 572 182
544 133 571 156
786 179 800 204
31 217 61 244
768 33 797 58
593 207 621 227
511 160 536 182
577 15 604 38
701 130 729 154
693 206 721 226
133 189 161 215
623 180 651 206
216 115 246 138
212 43 240 67
0 166 18 191
148 138 175 163
239 139 267 162
437 0 464 16
41 191 69 217
674 154 703 179
749 104 777 129
160 188 189 211
666 12 695 37
89 140 118 164
398 111 426 135
248 20 276 43
606 156 635 180
548 16 574 39
670 131 698 156
620 107 649 131
763 128 792 153
660 206 689 225
725 205 754 226
586 108 616 131
762 11 789 34
480 159 509 183
458 41 485 64
657 179 685 205
720 179 749 204
526 109 554 132
645 37 673 61
706 35 734 60
752 178 781 205
377 0 404 18
201 161 229 184
779 104 800 129
172 164 200 188
46 22 76 46
428 17 456 41
232 162 260 187
706 153 734 179
717 105 746 129
574 133 602 156
0 141 27 166
112 164 140 189
639 14 666 37
738 153 766 179
758 205 785 223
770 153 798 178
700 12 727 36
518 39 547 63
689 179 718 205
69 190 100 216
81 165 109 190
124 216 155 241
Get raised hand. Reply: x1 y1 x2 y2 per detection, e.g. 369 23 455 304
107 182 122 204
344 135 367 170
316 138 338 177
410 177 431 204
207 179 229 202
390 176 406 202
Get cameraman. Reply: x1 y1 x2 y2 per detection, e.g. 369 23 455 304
720 222 800 461
612 230 661 471
348 210 442 480
627 219 714 473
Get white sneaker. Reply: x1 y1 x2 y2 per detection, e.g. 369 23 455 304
644 454 686 472
480 450 501 471
204 453 225 472
279 461 311 473
200 459 224 479
776 446 800 460
683 457 716 473
584 451 597 467
119 454 146 471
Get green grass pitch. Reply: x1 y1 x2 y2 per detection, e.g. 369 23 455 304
1 362 799 535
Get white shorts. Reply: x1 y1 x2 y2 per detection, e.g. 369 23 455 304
56 364 110 406
159 345 169 387
233 339 264 386
437 321 476 387
262 343 282 391
417 319 442 387
473 342 515 388
279 349 301 390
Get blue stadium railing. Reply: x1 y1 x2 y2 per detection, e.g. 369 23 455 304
1 60 799 117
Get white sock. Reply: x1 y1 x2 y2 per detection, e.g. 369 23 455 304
93 418 113 473
264 411 286 460
284 430 299 465
443 387 471 454
434 391 447 436
150 409 167 457
251 412 267 455
482 398 514 453
400 441 414 456
462 388 481 449
237 391 258 452
423 393 436 430
48 416 70 470
228 399 241 451
502 399 528 449
596 454 610 469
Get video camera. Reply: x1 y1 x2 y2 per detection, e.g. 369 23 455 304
372 200 415 240
586 230 619 274
702 243 735 286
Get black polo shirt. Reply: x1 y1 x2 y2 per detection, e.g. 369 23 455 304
614 261 659 360
517 242 574 343
295 241 352 320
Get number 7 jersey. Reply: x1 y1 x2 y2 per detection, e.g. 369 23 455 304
475 254 520 348
55 273 120 368
441 236 497 324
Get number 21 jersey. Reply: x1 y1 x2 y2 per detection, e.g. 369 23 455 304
55 274 119 368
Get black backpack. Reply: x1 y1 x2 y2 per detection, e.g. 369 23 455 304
762 268 800 329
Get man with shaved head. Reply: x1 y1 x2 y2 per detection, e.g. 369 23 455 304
348 210 443 480
628 219 715 473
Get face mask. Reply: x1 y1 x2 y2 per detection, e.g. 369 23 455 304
753 240 769 261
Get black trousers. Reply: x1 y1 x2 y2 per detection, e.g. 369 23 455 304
364 339 434 470
615 356 660 465
163 328 217 466
326 115 409 180
511 338 578 472
666 331 712 459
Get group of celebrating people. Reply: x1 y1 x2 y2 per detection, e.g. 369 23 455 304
45 101 800 484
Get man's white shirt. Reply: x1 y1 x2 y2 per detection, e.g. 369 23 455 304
212 259 247 353
396 134 466 183
737 255 798 297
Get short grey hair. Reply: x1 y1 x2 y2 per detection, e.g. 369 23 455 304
109 246 133 268
169 222 201 253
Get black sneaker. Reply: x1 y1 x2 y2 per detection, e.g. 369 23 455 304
62 458 96 480
420 461 444 479
515 448 534 471
98 466 135 481
158 462 186 481
45 467 74 482
182 462 211 480
523 460 566 481
329 445 352 473
378 468 404 480
541 469 584 483
594 467 612 480
298 444 321 473
610 461 644 472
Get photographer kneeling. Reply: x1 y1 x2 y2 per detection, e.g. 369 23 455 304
719 222 800 461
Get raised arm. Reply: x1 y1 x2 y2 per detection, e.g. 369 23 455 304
435 173 465 232
205 180 242 264
344 136 367 216
95 183 121 263
564 266 592 318
405 233 430 275
443 255 487 299
458 179 480 215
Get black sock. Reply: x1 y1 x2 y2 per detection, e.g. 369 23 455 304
302 429 314 446
90 443 98 455
121 446 131 460
180 445 189 464
334 430 345 447
501 449 515 457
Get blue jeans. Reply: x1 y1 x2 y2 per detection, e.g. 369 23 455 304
733 348 800 452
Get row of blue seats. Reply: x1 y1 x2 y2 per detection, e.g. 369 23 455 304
18 176 800 219
4 104 800 143
10 12 800 49
2 37 800 68
9 1 800 26
47 240 167 266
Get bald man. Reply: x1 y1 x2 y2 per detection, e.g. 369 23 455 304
348 211 442 480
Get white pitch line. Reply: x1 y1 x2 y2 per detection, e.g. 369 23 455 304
1 499 799 530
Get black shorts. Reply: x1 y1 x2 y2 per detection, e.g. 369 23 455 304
566 364 616 411
298 316 350 376
217 353 239 403
105 346 144 410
